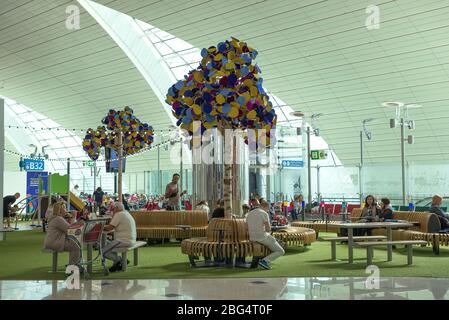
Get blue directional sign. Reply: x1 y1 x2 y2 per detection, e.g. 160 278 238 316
23 158 45 172
282 160 304 168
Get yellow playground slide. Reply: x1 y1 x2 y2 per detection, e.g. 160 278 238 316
69 191 86 211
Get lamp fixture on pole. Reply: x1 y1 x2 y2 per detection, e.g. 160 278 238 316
290 111 324 211
360 118 374 204
384 102 420 205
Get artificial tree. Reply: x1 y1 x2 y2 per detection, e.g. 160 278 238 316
166 38 277 218
82 107 154 203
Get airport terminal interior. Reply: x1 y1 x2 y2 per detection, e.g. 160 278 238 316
1 0 449 301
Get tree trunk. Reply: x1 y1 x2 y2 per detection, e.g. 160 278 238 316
117 131 123 204
222 128 233 218
223 163 233 218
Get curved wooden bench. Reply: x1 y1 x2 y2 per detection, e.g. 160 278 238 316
181 219 268 262
271 227 316 247
181 219 316 268
130 210 208 240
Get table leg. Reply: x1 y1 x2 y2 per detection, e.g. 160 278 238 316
87 244 93 274
387 227 393 261
331 241 336 261
407 244 413 265
349 278 355 300
348 228 353 264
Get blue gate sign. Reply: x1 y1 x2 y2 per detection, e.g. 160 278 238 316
23 158 45 172
282 160 304 168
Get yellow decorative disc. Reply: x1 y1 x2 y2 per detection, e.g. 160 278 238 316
216 95 226 104
228 107 239 118
247 110 257 120
192 104 201 115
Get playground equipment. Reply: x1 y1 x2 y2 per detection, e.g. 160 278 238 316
26 173 86 230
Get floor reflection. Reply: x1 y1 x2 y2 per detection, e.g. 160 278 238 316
0 277 447 300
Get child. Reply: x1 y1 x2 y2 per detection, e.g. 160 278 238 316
5 205 20 229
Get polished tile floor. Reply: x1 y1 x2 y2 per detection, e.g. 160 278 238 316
0 277 448 300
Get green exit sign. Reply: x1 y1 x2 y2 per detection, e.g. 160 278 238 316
311 150 328 160
83 160 95 167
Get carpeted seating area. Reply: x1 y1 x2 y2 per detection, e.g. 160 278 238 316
2 230 449 280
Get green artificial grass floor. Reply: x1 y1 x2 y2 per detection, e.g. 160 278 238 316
1 230 448 280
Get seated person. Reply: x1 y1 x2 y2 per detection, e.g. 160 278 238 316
291 194 304 221
195 200 211 220
79 207 97 221
359 195 380 222
211 199 225 219
102 202 137 272
242 204 250 219
245 198 285 270
429 195 449 231
106 198 115 214
341 195 380 238
379 198 394 221
43 202 80 269
356 195 380 236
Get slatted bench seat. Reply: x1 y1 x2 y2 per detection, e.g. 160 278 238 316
355 240 427 266
322 236 387 261
130 210 208 242
111 241 147 272
271 227 316 248
182 219 317 268
407 231 449 255
181 219 270 268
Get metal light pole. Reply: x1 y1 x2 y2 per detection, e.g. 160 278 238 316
316 165 320 203
400 118 406 206
360 118 374 205
180 138 183 192
67 158 71 209
0 99 4 240
307 126 312 208
359 130 363 205
93 161 97 192
386 102 418 206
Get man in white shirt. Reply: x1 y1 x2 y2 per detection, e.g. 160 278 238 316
103 202 137 272
246 199 285 270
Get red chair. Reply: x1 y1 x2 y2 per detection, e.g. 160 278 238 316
324 204 335 214
334 204 342 215
347 204 360 213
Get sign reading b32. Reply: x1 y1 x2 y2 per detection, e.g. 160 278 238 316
21 158 45 172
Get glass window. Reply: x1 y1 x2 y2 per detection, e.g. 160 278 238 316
165 38 193 52
20 113 37 123
60 137 80 148
164 53 186 68
154 42 173 55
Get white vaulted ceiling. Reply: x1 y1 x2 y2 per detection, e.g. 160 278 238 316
1 0 449 170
